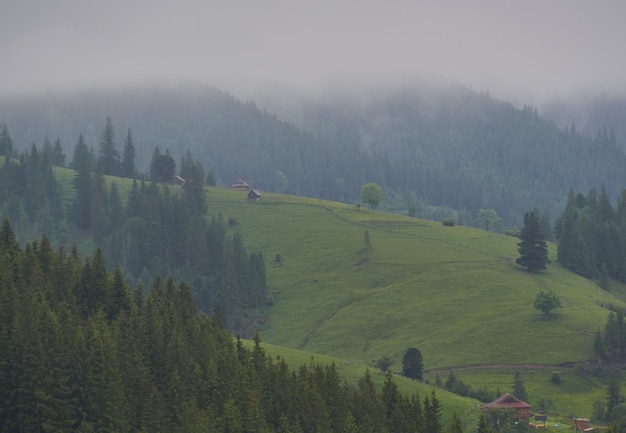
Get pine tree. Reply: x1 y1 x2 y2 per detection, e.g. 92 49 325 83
98 117 121 176
402 347 424 380
70 135 94 229
476 412 493 433
121 128 136 178
516 211 549 272
512 370 528 402
52 137 65 167
606 372 623 422
423 390 443 433
0 123 14 158
447 413 464 433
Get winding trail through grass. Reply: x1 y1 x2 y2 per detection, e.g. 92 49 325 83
424 360 594 376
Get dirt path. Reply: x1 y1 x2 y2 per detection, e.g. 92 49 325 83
424 360 595 376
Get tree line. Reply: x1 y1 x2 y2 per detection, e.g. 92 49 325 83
0 220 469 433
0 120 266 330
555 186 626 285
3 83 626 230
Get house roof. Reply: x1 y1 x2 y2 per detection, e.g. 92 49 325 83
481 393 530 410
231 179 250 189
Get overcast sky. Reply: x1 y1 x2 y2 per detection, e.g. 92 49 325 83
2 0 625 104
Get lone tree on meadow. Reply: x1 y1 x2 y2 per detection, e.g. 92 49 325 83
534 290 561 320
476 208 502 232
360 183 383 210
516 211 550 272
402 347 424 380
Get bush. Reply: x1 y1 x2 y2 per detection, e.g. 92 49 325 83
442 218 455 227
551 372 561 384
505 227 522 238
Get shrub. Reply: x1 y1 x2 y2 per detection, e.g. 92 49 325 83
551 372 561 384
442 218 455 227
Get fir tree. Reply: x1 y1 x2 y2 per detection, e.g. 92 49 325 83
516 211 550 272
98 117 121 176
512 370 528 402
121 128 136 178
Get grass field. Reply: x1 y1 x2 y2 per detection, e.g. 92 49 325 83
27 170 626 428
199 186 625 428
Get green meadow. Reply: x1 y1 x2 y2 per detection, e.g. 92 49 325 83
201 186 625 426
41 172 626 426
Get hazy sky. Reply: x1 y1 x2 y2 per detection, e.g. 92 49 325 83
2 0 625 103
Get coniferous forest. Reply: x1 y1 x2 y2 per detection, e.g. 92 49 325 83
0 122 267 330
555 187 626 284
0 219 451 433
2 83 625 229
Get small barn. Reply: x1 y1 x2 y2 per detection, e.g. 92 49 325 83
572 418 594 432
231 180 251 191
170 175 185 186
480 393 531 419
248 189 262 201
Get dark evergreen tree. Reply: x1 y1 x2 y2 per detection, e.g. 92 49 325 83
52 137 65 167
70 135 94 230
149 147 176 182
512 370 528 403
607 372 624 422
423 390 443 433
0 124 14 158
402 347 424 380
121 128 136 178
98 116 121 175
206 169 216 186
516 211 549 272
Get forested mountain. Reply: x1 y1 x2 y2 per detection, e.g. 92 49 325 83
1 82 625 229
0 220 452 433
543 95 626 150
0 136 268 331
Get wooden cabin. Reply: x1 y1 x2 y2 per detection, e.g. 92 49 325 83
480 393 531 419
572 418 594 432
248 189 262 201
231 179 251 191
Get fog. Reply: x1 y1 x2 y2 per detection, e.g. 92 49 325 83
2 0 626 105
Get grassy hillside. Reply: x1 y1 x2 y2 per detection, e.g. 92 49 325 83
202 185 625 425
202 187 623 368
33 170 626 424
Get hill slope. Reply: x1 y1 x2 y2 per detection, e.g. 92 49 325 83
201 187 624 371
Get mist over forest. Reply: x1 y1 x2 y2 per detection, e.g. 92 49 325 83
1 81 625 230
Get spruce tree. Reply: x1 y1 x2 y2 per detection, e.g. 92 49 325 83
606 372 623 422
512 370 528 402
98 117 121 176
402 347 424 380
516 211 549 272
121 128 136 178
70 135 93 229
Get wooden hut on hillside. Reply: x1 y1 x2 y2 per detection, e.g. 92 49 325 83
248 189 262 201
231 179 251 191
480 393 531 419
572 418 594 432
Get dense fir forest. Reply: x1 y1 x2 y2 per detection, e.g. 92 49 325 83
0 219 461 433
555 187 626 284
0 123 267 330
1 83 625 229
